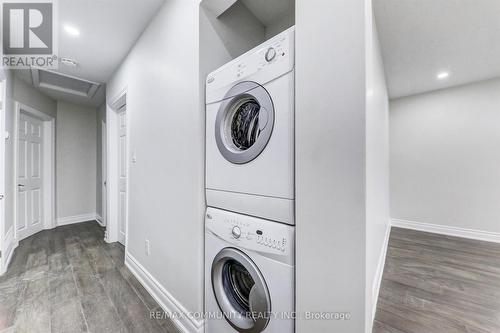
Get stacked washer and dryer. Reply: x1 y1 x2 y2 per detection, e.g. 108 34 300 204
205 27 295 333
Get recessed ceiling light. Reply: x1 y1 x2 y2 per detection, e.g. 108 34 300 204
64 24 80 37
437 71 450 80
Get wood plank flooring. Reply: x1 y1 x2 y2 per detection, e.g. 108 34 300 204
374 227 500 333
0 221 180 333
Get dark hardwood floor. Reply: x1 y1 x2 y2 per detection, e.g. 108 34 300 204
374 227 500 333
6 222 499 332
0 221 179 333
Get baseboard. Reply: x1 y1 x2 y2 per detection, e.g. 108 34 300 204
1 227 18 275
391 218 500 244
56 213 98 226
372 221 391 322
95 214 104 227
125 252 203 333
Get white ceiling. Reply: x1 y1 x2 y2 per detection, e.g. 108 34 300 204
373 0 500 99
17 0 165 107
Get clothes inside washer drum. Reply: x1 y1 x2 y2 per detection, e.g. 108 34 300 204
231 101 261 150
222 260 256 314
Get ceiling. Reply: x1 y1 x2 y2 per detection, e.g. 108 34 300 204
16 0 165 107
373 0 500 99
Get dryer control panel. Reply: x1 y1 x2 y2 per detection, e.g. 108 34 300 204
206 207 295 264
206 26 295 104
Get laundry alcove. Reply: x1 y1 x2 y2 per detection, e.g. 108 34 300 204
199 0 295 79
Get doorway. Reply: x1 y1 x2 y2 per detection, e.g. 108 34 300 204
106 90 127 246
117 108 127 245
13 103 55 243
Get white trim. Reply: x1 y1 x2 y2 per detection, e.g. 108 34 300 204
1 226 18 275
106 88 128 245
125 252 204 333
42 119 56 230
101 120 107 228
0 77 6 274
109 87 127 110
56 213 97 226
95 214 104 227
105 107 118 243
391 218 500 244
371 221 391 322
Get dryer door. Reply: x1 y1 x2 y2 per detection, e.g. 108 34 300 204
215 81 274 164
211 247 271 333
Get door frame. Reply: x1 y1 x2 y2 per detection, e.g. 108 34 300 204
0 75 7 273
106 88 128 246
13 102 55 243
101 119 107 227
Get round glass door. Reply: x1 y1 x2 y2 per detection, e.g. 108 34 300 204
215 81 274 164
212 248 271 333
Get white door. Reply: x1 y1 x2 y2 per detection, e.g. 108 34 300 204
102 121 107 226
118 109 127 245
17 113 43 240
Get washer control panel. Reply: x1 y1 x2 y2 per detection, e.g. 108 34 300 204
206 207 294 257
256 233 287 252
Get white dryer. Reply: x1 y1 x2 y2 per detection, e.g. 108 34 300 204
205 207 295 333
205 27 295 225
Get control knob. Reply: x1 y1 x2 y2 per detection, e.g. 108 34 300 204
265 47 276 62
232 226 241 239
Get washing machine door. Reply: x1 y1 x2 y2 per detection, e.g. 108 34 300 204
215 81 274 164
211 247 271 333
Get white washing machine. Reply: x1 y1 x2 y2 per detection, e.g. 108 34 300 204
205 27 295 225
205 207 295 333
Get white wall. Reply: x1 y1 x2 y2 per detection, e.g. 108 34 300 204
106 0 204 326
56 101 97 220
390 78 500 235
200 0 265 64
295 0 367 332
264 5 295 39
13 77 57 119
365 7 390 327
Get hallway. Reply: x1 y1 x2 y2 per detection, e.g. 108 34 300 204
0 222 178 333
